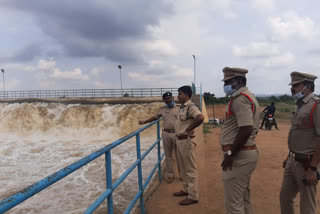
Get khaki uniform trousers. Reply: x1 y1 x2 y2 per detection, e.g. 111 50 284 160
162 131 177 178
280 155 317 214
222 150 259 214
175 137 198 200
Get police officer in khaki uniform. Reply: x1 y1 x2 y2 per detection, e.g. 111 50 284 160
139 92 179 183
280 72 320 214
173 85 204 206
219 67 260 214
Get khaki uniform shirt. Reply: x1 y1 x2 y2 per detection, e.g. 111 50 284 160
176 100 202 137
220 87 260 146
155 104 179 130
288 93 320 154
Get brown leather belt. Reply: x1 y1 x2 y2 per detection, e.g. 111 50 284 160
163 128 175 133
222 145 257 152
289 152 313 162
177 135 195 140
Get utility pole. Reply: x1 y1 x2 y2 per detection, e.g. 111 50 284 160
192 55 196 86
1 69 5 98
118 65 122 96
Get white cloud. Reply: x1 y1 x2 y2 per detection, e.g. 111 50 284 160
90 67 104 76
268 12 320 41
6 78 21 90
148 60 164 68
233 42 280 57
247 52 296 68
4 63 35 72
37 59 56 70
93 81 106 88
262 52 295 67
171 66 193 77
50 68 89 80
251 0 275 12
128 65 192 82
205 0 236 19
128 72 154 81
144 40 178 56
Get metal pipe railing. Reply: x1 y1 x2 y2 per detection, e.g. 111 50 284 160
0 87 201 99
0 120 164 214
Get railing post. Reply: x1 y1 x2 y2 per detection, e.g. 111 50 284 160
157 121 162 181
136 134 145 214
105 150 113 214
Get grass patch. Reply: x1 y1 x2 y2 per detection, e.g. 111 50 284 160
203 123 214 135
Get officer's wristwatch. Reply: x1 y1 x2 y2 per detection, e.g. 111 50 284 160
309 166 318 171
227 150 232 156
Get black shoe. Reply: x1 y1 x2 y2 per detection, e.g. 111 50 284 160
179 198 198 206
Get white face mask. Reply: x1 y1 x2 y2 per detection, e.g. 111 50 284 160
224 84 236 95
292 86 307 100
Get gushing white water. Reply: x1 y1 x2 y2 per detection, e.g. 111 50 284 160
0 102 164 213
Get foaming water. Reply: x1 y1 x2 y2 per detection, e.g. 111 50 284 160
0 102 164 213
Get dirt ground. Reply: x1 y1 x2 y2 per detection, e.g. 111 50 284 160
139 104 320 214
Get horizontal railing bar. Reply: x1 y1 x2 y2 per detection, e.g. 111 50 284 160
140 139 160 160
83 189 112 214
112 138 162 192
112 159 140 190
107 121 158 151
124 190 143 214
143 154 165 190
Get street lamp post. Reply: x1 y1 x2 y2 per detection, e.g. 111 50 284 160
118 65 122 96
192 55 196 86
1 69 5 98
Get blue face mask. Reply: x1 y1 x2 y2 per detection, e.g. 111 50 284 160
224 85 236 96
293 92 305 100
292 86 306 100
166 101 174 107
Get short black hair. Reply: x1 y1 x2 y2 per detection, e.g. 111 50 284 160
178 85 192 98
271 102 275 105
302 81 315 92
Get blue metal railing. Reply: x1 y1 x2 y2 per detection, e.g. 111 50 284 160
0 120 164 214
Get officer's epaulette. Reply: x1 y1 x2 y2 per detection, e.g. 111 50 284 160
312 95 320 103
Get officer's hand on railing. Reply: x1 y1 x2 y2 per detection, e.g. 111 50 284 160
139 120 144 125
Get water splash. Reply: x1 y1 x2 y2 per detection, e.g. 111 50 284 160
0 102 164 213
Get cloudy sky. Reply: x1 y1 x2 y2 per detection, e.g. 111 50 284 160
1 0 320 97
